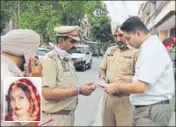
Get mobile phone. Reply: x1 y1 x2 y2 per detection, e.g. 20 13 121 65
24 49 34 63
27 56 39 73
24 49 38 73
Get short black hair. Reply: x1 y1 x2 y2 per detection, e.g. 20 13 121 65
120 16 149 34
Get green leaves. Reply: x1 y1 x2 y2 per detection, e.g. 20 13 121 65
1 1 113 46
19 1 61 43
85 1 113 43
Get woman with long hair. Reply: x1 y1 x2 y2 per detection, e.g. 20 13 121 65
5 78 40 121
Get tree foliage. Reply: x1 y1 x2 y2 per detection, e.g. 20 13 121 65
85 1 114 43
1 1 114 44
19 1 61 43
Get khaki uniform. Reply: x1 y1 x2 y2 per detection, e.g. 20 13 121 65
41 49 78 126
100 45 139 126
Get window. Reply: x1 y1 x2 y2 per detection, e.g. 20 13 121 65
170 27 176 37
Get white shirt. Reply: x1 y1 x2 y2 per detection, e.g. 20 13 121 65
130 35 175 105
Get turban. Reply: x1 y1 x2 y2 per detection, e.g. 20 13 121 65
1 29 40 56
162 37 175 47
111 21 122 35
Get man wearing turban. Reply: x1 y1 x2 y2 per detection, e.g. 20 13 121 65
1 29 42 126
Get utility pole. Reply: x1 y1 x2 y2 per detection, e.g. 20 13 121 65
13 1 20 29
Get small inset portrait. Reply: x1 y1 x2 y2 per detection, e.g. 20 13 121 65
3 77 41 122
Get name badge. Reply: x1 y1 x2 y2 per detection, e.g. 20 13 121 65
63 69 70 72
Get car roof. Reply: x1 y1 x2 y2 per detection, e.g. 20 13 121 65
37 47 50 51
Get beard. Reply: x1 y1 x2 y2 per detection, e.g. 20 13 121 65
116 41 127 50
19 56 26 71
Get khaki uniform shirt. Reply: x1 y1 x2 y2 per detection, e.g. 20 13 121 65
1 55 22 109
42 49 78 113
100 46 139 84
1 55 25 126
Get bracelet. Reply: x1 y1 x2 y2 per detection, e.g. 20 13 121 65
77 86 80 95
118 84 121 93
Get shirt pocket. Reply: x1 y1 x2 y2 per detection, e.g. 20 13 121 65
119 56 133 73
58 71 74 89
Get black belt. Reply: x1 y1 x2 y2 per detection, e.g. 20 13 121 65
134 100 170 108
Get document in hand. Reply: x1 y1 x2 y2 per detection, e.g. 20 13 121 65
92 79 117 98
92 79 107 90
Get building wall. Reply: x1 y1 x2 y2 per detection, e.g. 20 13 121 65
154 1 175 26
158 30 168 41
155 1 175 40
138 1 175 41
156 1 162 9
170 27 176 37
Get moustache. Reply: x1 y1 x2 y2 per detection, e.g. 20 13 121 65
116 41 126 46
116 41 127 50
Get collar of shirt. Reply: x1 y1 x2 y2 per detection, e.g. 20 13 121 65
1 55 22 77
140 35 158 49
118 45 131 52
127 44 133 49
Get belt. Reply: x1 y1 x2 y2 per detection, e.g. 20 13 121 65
43 110 71 115
134 100 170 108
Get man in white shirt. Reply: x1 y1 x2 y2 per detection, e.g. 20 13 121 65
104 16 175 126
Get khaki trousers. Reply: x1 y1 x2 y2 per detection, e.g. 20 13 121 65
40 112 74 126
102 95 133 126
132 103 173 126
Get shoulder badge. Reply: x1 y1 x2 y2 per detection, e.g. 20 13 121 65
106 44 118 56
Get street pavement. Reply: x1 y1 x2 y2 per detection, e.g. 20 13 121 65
74 57 175 126
74 57 104 126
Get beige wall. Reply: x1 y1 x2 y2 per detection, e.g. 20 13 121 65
154 1 175 26
158 30 168 41
138 10 148 25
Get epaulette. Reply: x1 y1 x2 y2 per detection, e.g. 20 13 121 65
47 51 58 59
105 44 118 56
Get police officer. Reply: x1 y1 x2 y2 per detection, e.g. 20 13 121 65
1 29 42 126
105 16 175 126
41 26 95 126
99 22 139 126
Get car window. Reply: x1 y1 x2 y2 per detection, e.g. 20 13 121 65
71 47 86 53
36 50 49 56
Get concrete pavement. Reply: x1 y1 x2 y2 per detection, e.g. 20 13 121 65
74 57 104 126
74 57 175 126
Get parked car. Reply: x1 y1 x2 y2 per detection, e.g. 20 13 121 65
34 48 50 63
92 50 103 57
70 44 92 71
35 48 50 56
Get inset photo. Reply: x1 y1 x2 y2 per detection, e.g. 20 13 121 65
3 77 41 122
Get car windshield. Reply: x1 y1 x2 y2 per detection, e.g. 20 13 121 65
71 47 86 53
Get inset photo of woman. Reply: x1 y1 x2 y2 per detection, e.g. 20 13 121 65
3 77 41 122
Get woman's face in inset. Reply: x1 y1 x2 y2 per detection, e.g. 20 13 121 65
10 87 30 116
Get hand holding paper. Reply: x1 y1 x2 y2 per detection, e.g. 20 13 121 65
92 79 107 90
